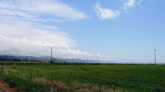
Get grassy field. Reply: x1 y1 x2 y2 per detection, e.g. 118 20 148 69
0 63 165 92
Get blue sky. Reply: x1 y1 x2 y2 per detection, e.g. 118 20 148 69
0 0 164 63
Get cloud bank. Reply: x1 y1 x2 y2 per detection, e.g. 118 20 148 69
0 20 103 60
0 0 105 61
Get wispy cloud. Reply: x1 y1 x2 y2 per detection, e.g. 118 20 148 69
123 0 143 10
93 3 120 19
0 0 87 21
137 0 143 5
123 0 136 10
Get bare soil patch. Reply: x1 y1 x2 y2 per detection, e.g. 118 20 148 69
0 80 16 92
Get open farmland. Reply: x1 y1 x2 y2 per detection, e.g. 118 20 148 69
0 63 165 92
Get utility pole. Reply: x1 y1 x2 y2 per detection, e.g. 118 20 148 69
51 47 52 61
154 49 156 65
87 56 88 63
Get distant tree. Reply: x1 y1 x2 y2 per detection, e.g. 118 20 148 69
49 59 57 64
22 58 29 62
49 60 54 64
12 58 21 61
30 59 40 62
0 56 10 61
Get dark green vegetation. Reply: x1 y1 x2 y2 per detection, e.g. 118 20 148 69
0 55 100 63
0 55 52 62
0 63 165 92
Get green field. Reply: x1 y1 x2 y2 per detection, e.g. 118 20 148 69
0 63 165 92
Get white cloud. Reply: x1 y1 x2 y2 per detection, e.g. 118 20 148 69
123 0 143 10
0 0 107 61
123 0 136 10
0 20 103 60
93 0 143 19
94 3 120 19
0 0 87 21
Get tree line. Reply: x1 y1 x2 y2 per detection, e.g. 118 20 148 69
0 55 42 62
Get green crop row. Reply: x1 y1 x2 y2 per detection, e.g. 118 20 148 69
1 64 165 92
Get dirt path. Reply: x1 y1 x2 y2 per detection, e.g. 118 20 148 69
0 80 16 92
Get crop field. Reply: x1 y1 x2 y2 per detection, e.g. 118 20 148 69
0 63 165 92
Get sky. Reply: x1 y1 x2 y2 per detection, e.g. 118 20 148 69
0 0 164 64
